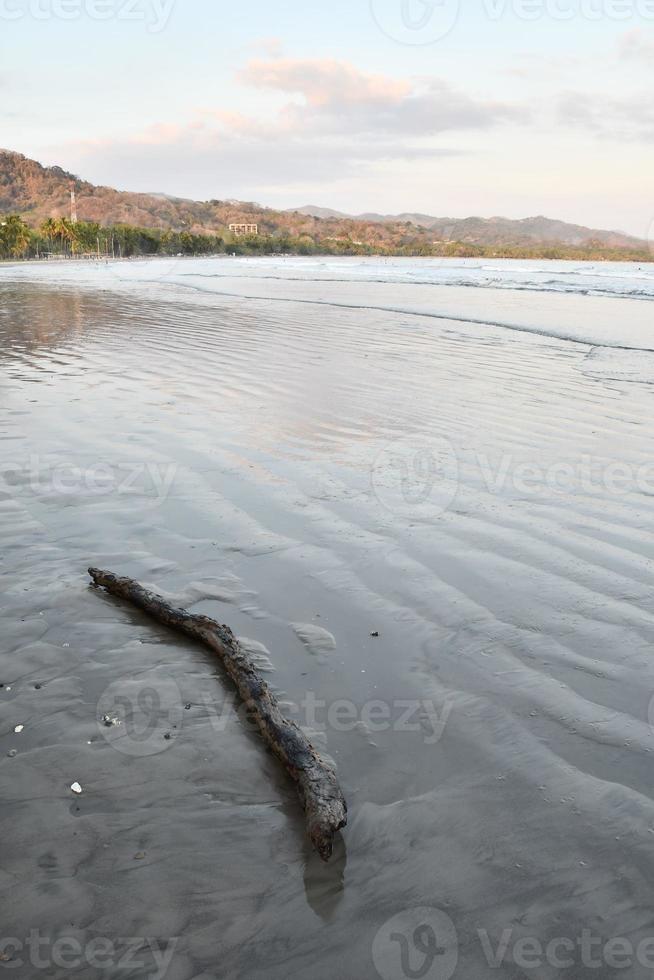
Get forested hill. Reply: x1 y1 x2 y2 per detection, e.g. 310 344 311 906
293 205 644 250
0 149 647 256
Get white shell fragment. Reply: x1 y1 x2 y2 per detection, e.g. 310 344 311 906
14 725 24 734
70 782 83 795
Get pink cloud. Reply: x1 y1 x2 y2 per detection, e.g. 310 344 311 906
232 56 525 138
238 57 411 107
57 54 527 196
133 123 190 145
619 28 654 62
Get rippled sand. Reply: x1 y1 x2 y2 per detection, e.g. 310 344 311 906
2 258 654 979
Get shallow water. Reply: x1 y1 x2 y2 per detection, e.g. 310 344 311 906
2 257 654 979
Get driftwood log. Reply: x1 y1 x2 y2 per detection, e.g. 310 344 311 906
88 567 347 860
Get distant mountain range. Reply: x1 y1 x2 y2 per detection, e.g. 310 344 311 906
0 149 645 252
291 206 643 249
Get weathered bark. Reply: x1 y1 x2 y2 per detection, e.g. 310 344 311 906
88 567 347 860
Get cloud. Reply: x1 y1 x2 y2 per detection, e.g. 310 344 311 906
618 28 654 63
63 55 526 197
70 125 461 195
253 37 284 58
236 56 526 138
557 90 654 141
58 52 654 208
499 52 583 80
239 57 411 107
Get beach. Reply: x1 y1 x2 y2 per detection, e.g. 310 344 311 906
2 255 654 979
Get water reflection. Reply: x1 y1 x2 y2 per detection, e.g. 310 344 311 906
0 285 92 355
303 834 347 921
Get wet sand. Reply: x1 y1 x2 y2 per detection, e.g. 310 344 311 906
3 258 654 978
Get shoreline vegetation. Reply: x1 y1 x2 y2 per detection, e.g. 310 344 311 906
1 214 652 263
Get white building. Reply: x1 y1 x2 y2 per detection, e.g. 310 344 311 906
229 223 258 237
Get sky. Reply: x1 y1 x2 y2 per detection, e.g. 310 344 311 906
2 0 653 235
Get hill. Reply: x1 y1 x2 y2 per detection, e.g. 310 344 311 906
0 149 648 256
292 206 643 250
0 149 437 248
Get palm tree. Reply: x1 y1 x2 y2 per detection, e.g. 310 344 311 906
40 217 58 253
0 215 31 258
53 217 79 255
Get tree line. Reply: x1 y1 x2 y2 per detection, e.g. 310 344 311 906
0 215 372 259
0 216 226 259
0 213 651 263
